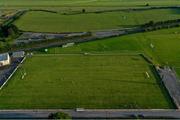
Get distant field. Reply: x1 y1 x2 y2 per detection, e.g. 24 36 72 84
15 8 180 32
45 27 180 76
0 0 180 7
0 54 173 109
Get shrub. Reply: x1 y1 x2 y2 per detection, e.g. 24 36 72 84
145 3 149 6
48 112 71 119
82 9 86 13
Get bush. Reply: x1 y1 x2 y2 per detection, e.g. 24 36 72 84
145 3 149 6
48 112 71 119
82 9 86 13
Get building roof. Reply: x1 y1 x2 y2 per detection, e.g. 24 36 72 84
0 53 9 61
12 51 25 58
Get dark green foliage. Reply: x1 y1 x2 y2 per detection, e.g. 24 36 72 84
82 9 86 13
146 3 149 6
48 112 71 119
0 24 19 38
142 19 180 32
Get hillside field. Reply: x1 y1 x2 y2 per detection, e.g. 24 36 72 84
14 8 180 32
44 27 180 76
0 54 174 109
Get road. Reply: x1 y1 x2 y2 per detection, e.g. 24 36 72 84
157 66 180 109
0 109 180 119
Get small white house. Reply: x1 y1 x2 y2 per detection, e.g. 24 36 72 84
0 53 10 67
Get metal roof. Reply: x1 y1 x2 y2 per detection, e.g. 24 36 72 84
0 53 9 61
12 51 25 58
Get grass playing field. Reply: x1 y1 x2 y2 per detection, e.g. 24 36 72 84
0 54 174 109
14 8 180 32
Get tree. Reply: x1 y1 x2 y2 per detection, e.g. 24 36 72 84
82 9 86 13
145 3 149 6
48 112 71 119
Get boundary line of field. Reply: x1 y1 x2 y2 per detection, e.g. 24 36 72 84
33 52 144 57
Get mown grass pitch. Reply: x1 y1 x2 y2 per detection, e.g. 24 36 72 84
0 54 174 109
14 8 180 32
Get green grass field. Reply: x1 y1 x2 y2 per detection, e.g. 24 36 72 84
0 54 174 109
14 8 180 32
0 0 180 7
0 0 179 110
45 27 180 76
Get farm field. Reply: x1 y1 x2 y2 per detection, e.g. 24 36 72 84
46 27 180 76
0 54 174 109
0 0 180 8
14 8 180 32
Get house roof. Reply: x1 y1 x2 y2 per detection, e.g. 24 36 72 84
12 51 25 58
0 53 9 61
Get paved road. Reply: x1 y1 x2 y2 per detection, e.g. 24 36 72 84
0 109 180 119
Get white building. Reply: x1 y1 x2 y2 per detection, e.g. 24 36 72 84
0 53 10 67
